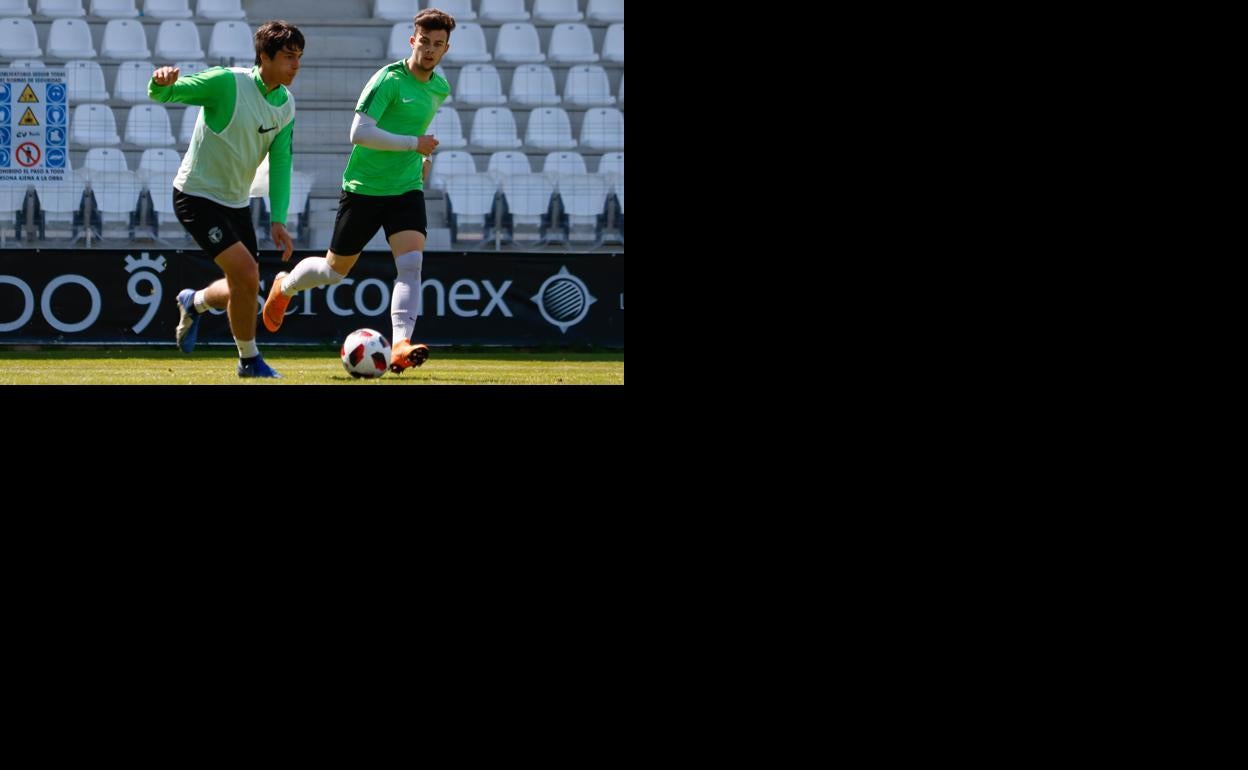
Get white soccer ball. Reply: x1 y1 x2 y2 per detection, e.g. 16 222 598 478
340 328 391 379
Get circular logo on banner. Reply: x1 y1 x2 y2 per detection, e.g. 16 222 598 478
15 142 40 167
47 148 65 168
47 106 66 126
0 149 9 168
47 84 66 103
46 127 65 146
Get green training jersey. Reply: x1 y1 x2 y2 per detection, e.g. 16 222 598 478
342 60 450 197
149 66 295 223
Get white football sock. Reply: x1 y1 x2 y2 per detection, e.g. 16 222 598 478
193 289 209 313
390 250 423 344
235 338 259 358
282 256 344 296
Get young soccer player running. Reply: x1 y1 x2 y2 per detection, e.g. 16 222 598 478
156 20 304 378
261 8 455 374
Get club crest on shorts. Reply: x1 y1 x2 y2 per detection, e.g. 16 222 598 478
208 226 222 244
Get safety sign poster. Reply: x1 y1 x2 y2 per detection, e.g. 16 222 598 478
1 69 68 183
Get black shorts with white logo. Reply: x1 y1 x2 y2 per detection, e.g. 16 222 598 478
173 188 258 260
329 189 427 256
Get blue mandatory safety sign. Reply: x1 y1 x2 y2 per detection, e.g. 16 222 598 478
0 127 9 146
0 148 9 168
46 126 65 146
0 83 9 102
47 148 65 168
47 105 66 126
0 106 9 125
47 84 66 103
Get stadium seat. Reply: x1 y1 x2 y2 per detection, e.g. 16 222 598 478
124 103 176 147
0 18 42 59
479 0 528 22
174 59 208 77
70 103 120 145
7 58 44 67
155 20 205 60
208 20 253 62
494 22 544 63
35 170 87 237
137 147 181 188
509 63 560 106
100 19 150 59
602 23 623 63
196 0 244 20
83 146 129 176
469 106 524 149
427 106 467 148
373 0 420 22
262 170 313 235
428 150 476 191
563 64 615 107
439 22 490 62
456 63 506 106
579 107 623 150
524 106 576 150
618 73 623 108
533 0 582 23
46 18 96 59
90 0 138 18
36 0 85 17
65 59 109 102
0 0 31 18
386 22 411 59
89 169 144 233
422 0 474 22
541 150 586 182
486 150 531 182
113 60 155 103
142 0 191 19
587 0 624 24
596 151 622 180
547 23 598 63
554 172 610 243
179 104 200 145
444 172 499 243
501 173 554 241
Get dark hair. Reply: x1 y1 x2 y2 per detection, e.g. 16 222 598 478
414 8 456 36
254 20 305 65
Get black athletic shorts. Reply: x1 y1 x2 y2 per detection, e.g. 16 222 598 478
173 188 258 260
330 189 427 255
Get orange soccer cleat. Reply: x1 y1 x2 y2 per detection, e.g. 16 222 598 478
262 271 291 333
389 338 430 374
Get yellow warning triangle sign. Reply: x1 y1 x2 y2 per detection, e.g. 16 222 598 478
18 85 39 103
19 107 39 126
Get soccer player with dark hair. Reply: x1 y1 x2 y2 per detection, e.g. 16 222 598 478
261 8 457 374
154 19 304 378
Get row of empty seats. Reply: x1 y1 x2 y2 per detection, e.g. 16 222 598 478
376 0 624 24
429 148 620 189
387 21 621 63
3 0 625 24
440 170 623 243
425 104 622 151
442 62 620 106
58 101 191 146
1 17 257 59
0 0 244 19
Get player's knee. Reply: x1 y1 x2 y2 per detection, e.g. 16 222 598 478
395 250 423 277
227 261 260 294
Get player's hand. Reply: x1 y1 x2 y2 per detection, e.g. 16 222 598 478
152 66 180 86
271 223 294 261
415 135 439 155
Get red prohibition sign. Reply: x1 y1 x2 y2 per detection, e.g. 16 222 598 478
16 142 41 167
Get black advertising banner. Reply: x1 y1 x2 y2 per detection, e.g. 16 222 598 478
0 250 624 346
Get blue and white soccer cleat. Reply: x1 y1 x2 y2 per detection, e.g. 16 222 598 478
174 288 202 354
237 356 282 378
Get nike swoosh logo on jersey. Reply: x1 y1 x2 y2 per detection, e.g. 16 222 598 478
402 98 416 103
258 125 278 134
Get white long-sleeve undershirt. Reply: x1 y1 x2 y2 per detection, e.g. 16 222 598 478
350 111 419 152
